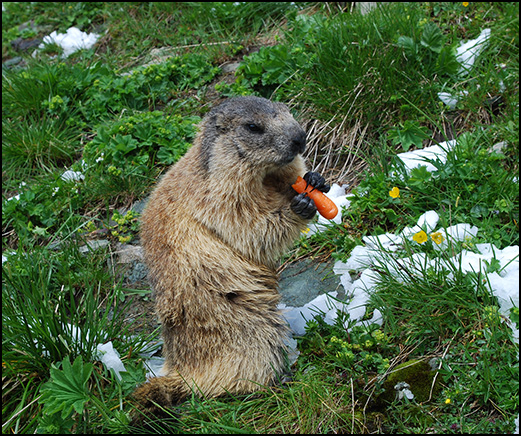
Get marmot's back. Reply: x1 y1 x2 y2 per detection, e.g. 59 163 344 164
136 96 317 409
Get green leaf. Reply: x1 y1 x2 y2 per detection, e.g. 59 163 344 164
420 22 444 53
32 225 49 237
484 257 502 274
113 134 138 154
470 204 488 218
387 120 431 151
436 45 460 75
39 355 93 419
408 165 432 186
397 35 418 58
383 208 399 224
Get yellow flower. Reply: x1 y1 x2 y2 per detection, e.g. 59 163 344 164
462 2 469 7
413 230 428 244
445 398 451 405
389 187 400 198
430 231 444 245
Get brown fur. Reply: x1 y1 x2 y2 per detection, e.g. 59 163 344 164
134 96 311 409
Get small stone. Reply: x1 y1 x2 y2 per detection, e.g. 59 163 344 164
115 244 144 264
79 239 110 253
2 56 25 69
489 141 508 154
221 61 240 74
10 37 42 52
394 381 415 400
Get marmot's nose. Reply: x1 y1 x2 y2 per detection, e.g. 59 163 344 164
290 129 307 155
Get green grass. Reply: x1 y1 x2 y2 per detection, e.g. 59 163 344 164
2 2 518 434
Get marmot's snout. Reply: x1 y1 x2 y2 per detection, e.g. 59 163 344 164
280 124 306 165
290 128 306 156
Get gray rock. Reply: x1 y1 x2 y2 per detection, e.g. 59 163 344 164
114 243 147 285
221 61 240 74
115 243 144 264
127 261 148 283
79 239 110 253
10 37 42 52
2 56 25 69
279 258 340 307
130 198 148 215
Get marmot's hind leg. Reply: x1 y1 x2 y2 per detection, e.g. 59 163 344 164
132 373 190 417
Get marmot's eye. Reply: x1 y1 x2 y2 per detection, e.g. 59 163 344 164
246 123 264 133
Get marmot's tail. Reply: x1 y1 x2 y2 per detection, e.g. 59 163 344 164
132 374 190 415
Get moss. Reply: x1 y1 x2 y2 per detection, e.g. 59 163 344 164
378 359 441 404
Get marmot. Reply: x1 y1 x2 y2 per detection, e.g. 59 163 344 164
135 96 330 408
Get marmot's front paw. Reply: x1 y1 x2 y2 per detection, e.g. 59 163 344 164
303 171 330 193
291 192 317 219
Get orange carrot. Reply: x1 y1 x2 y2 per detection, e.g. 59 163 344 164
292 176 338 220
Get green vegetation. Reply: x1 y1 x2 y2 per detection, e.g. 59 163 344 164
2 2 518 434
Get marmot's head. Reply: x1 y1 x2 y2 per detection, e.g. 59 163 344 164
200 96 306 171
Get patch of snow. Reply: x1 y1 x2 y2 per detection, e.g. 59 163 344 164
143 356 166 379
279 266 383 336
5 193 21 202
401 211 439 240
457 28 491 75
363 232 402 252
96 342 127 381
416 210 440 233
438 90 469 109
37 26 100 58
438 28 492 107
61 170 85 182
282 139 518 359
395 140 456 174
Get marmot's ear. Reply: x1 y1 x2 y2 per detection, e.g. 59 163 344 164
214 113 229 134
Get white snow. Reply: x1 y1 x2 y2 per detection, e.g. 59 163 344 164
37 26 100 58
438 90 469 110
438 28 491 107
279 265 384 337
61 170 85 182
142 356 166 378
280 139 519 352
95 341 127 381
395 140 455 174
456 28 491 75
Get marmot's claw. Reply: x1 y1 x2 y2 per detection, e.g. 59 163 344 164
291 192 317 219
303 171 330 193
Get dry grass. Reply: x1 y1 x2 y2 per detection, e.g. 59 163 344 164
295 105 370 187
